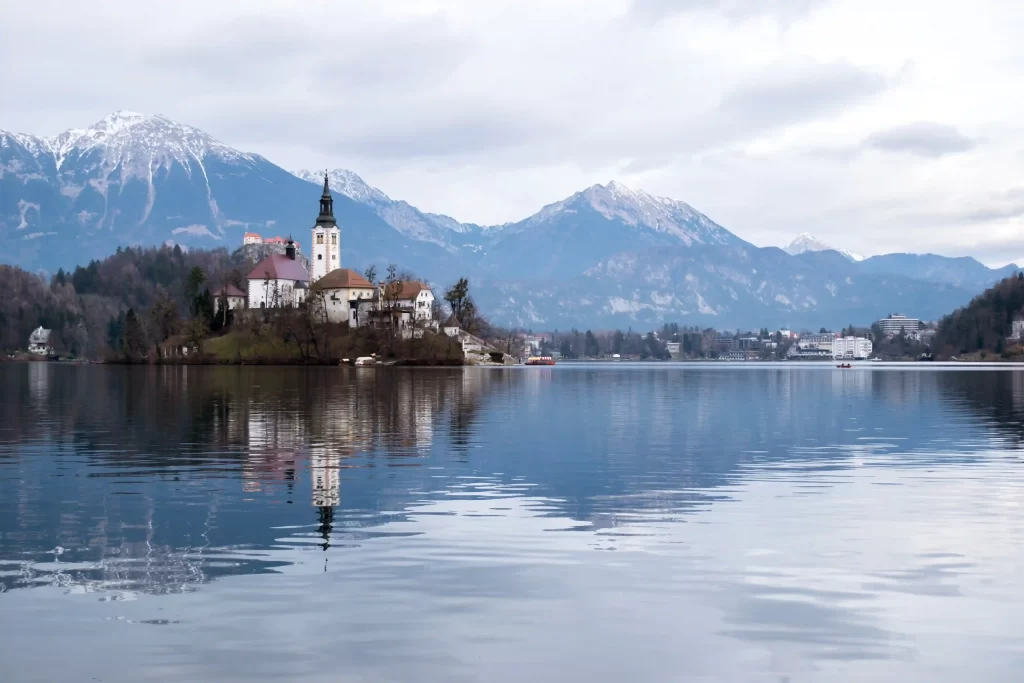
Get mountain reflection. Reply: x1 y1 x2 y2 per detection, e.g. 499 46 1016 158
1 364 1022 595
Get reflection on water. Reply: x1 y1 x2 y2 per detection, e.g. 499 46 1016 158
2 364 1024 682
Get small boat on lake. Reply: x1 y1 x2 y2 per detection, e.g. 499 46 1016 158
836 363 852 369
525 356 556 366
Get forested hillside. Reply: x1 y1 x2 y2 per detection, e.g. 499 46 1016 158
933 273 1024 357
0 246 245 357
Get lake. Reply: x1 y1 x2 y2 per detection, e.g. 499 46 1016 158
2 363 1024 682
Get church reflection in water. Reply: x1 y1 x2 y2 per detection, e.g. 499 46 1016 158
0 366 499 593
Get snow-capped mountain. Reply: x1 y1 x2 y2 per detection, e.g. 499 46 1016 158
784 232 864 261
292 168 488 252
0 111 293 264
477 181 745 280
0 113 471 279
2 111 1018 328
545 181 738 245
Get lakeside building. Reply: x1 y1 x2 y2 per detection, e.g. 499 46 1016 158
354 280 436 336
833 336 873 360
787 332 835 360
1010 320 1024 341
28 327 53 355
877 313 921 337
715 334 770 356
522 335 546 355
394 282 435 322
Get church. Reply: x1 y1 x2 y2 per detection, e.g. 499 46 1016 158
246 173 436 329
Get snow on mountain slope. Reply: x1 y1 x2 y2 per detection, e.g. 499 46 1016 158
292 167 486 251
784 232 864 261
293 168 389 205
524 181 738 246
1 111 269 233
25 110 257 176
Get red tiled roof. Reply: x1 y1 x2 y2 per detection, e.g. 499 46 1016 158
315 268 374 290
395 281 430 300
213 284 246 298
243 232 261 238
246 254 310 282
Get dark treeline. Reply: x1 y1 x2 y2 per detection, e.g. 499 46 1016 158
933 273 1024 357
542 328 669 360
0 244 499 363
0 245 244 357
541 324 718 360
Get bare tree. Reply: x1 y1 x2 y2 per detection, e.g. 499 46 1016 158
381 264 404 341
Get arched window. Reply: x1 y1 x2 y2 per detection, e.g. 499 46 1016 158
318 254 323 260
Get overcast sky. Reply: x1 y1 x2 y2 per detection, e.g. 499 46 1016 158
3 0 1023 264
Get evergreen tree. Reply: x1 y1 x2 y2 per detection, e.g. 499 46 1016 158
123 309 147 359
612 330 625 354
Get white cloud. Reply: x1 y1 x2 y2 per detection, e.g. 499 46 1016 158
2 0 1024 264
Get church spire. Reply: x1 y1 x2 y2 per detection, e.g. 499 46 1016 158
317 171 335 225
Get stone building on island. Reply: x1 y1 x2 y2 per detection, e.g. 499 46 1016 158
314 268 376 325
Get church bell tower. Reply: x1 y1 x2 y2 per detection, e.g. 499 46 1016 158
311 172 341 282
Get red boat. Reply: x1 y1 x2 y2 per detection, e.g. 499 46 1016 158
525 356 556 366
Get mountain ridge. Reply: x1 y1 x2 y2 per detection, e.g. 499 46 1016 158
1 111 1018 328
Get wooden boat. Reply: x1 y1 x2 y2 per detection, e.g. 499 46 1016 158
836 363 852 369
525 356 556 366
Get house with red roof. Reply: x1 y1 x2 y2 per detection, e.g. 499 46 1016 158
353 280 436 335
312 268 376 325
393 281 435 322
246 239 310 308
243 232 262 245
212 283 247 313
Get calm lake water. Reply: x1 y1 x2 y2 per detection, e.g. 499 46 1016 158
2 363 1024 682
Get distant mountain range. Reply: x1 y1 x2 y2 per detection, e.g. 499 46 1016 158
1 111 1018 329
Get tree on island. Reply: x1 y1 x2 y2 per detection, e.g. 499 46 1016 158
444 277 480 333
122 309 147 360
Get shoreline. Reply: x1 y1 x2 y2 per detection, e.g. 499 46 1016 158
10 357 1024 369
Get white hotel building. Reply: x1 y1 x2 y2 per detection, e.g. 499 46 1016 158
877 314 921 336
833 336 873 360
